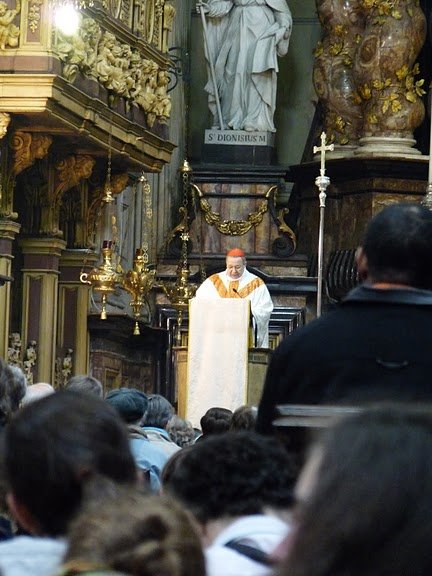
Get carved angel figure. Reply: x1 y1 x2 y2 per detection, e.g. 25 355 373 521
0 0 20 50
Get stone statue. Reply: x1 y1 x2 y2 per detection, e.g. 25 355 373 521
199 0 292 132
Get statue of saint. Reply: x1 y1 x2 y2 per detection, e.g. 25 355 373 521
199 0 292 133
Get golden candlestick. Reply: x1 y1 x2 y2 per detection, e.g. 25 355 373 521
80 241 118 320
121 248 156 335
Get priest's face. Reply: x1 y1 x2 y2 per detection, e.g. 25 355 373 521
226 256 245 280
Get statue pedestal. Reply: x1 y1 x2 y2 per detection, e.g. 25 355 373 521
202 129 276 164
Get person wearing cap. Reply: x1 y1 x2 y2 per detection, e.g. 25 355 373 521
105 388 168 492
195 248 273 347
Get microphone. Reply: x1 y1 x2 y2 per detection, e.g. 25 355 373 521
232 288 241 297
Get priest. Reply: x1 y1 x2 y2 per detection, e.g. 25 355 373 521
195 248 274 347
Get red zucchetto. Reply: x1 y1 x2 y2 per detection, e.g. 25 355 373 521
227 248 245 257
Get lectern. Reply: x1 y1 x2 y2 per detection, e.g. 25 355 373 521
185 298 250 426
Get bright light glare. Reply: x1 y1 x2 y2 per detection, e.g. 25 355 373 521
54 4 80 36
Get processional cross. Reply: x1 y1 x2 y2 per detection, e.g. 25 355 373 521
313 132 334 317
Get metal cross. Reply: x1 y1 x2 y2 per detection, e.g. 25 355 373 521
313 132 334 176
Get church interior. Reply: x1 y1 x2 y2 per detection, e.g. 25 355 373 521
1 0 432 406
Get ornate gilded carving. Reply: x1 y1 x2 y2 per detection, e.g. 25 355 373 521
10 131 52 177
313 0 364 145
191 183 270 237
7 332 22 367
54 17 172 126
23 339 37 385
0 112 10 139
162 1 175 53
55 348 73 388
353 0 426 139
28 0 43 33
54 155 95 197
0 0 20 50
36 154 95 237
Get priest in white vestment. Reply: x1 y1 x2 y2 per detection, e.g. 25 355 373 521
194 248 274 347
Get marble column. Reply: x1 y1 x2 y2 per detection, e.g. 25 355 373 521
19 238 66 384
313 0 365 152
354 0 426 155
0 219 20 358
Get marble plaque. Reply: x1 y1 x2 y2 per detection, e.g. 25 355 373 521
204 129 273 146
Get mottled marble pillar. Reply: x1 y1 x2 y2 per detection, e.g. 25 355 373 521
19 238 66 384
0 219 20 358
354 0 426 155
58 249 99 376
314 0 365 152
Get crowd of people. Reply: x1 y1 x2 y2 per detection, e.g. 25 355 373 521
0 203 431 575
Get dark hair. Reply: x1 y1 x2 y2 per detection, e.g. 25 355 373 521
161 446 195 487
64 489 205 576
66 375 103 397
142 394 175 429
0 359 13 426
200 407 233 435
4 390 137 536
7 365 26 412
163 432 294 523
282 406 432 576
362 203 432 289
229 405 257 431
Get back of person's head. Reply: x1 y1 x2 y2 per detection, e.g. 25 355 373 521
163 431 294 524
142 394 175 429
282 405 432 576
200 406 233 436
63 489 205 576
166 415 195 447
66 374 103 397
361 203 432 289
105 387 148 424
4 390 136 536
7 365 27 412
0 359 13 426
229 405 257 431
20 382 54 406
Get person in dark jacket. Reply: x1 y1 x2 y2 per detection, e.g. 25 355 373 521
257 203 432 434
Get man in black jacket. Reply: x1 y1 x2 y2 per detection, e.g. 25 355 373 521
256 203 432 434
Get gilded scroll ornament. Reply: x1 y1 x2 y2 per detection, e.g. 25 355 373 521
36 154 96 236
0 0 20 50
10 131 52 177
55 155 95 197
191 183 270 236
